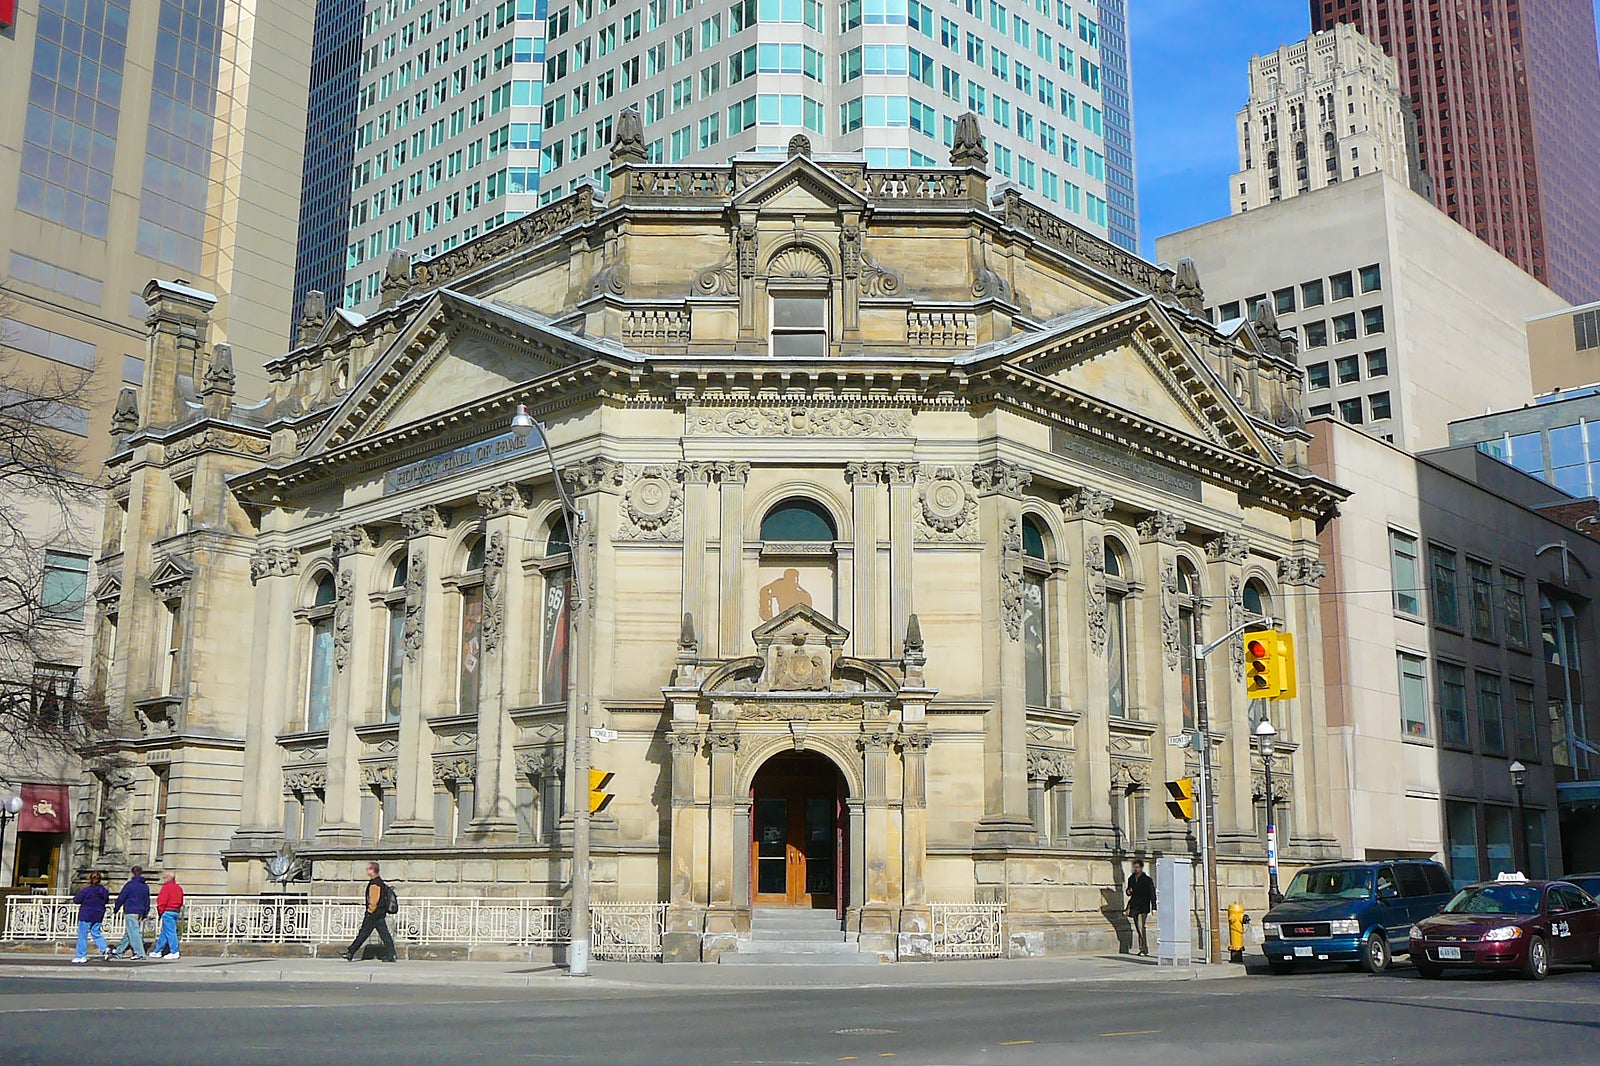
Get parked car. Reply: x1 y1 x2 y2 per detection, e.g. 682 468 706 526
1564 872 1600 899
1261 859 1455 974
1409 875 1600 980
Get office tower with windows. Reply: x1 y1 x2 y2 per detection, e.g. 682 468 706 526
1231 25 1422 214
340 0 1136 312
1313 0 1600 303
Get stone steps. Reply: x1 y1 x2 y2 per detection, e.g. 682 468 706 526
719 909 881 966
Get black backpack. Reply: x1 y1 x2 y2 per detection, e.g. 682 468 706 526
379 880 399 915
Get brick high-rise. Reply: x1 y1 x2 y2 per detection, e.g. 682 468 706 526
1312 0 1600 303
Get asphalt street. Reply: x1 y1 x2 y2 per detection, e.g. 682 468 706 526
2 963 1596 1066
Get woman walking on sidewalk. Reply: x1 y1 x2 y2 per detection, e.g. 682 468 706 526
151 872 184 959
71 872 111 964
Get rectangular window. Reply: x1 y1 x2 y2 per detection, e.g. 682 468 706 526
1330 271 1354 300
1476 672 1505 754
1483 805 1514 878
1306 362 1330 390
459 585 483 715
1333 314 1358 344
541 569 572 703
1304 321 1327 348
771 294 828 356
1301 279 1324 307
1389 530 1420 615
1429 546 1459 629
1369 392 1392 421
1366 349 1388 377
1468 558 1495 641
1438 663 1469 747
41 551 90 622
1335 353 1360 382
150 767 169 864
1338 398 1364 424
1363 306 1385 334
1398 653 1429 738
1503 573 1528 650
1511 680 1536 760
1359 263 1382 292
1576 308 1600 352
163 600 184 695
385 603 406 722
1273 287 1295 315
1445 801 1478 887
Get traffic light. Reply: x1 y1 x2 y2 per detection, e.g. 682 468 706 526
1244 629 1297 700
1165 777 1195 821
588 769 615 814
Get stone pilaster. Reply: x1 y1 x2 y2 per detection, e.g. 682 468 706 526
663 726 705 963
1206 532 1254 854
897 729 934 960
716 462 750 657
845 461 881 657
885 462 918 659
470 483 528 840
680 463 712 645
1279 551 1335 854
387 505 449 841
235 543 300 849
319 524 378 845
1064 488 1116 848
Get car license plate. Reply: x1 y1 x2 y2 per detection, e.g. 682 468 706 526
1438 946 1461 960
1294 946 1313 957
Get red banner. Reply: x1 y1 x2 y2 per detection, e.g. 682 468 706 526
0 1 16 30
19 783 70 833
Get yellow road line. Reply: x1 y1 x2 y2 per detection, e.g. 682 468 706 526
1000 1040 1035 1046
1099 1029 1161 1037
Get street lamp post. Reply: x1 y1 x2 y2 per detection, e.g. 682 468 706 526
1509 760 1531 875
1255 719 1281 907
1 794 24 884
511 404 593 977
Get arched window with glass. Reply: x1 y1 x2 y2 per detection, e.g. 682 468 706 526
380 553 408 723
303 572 337 732
1021 516 1051 708
457 535 486 716
757 496 839 621
539 518 573 705
1176 558 1204 731
1105 539 1131 719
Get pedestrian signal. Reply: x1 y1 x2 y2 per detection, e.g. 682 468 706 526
588 769 615 814
1244 629 1297 700
1165 777 1195 822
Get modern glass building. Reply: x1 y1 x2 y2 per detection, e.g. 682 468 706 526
339 0 1138 312
1452 387 1600 501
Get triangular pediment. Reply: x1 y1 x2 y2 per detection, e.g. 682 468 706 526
93 571 122 603
752 602 851 647
731 155 869 215
147 556 194 594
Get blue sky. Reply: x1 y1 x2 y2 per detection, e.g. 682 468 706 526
1130 0 1600 258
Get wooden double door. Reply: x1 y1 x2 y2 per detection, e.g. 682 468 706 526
750 753 846 911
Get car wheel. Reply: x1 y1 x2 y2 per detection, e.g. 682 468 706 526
1414 960 1443 980
1361 931 1391 974
1523 936 1548 981
1266 958 1294 975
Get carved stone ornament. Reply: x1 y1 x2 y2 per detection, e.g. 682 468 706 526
737 703 858 722
1206 532 1249 564
840 223 861 279
972 260 1013 303
686 407 912 438
1139 511 1186 544
860 250 903 298
588 256 627 298
163 427 271 462
1000 513 1025 642
148 556 194 598
787 133 812 159
331 525 378 556
1251 771 1293 805
610 104 647 164
693 248 738 297
857 730 897 753
1228 575 1246 681
667 731 704 756
250 548 300 585
1086 543 1109 656
476 481 528 516
432 755 477 784
400 505 450 537
561 458 625 494
333 569 355 672
1066 488 1114 521
359 762 398 788
971 459 1033 499
736 220 759 278
1278 555 1326 587
379 250 412 307
900 730 933 755
949 111 988 168
1026 747 1072 782
515 748 565 779
617 466 683 541
1174 258 1205 315
707 730 741 753
284 767 327 792
916 466 978 542
1160 560 1182 671
1110 760 1152 790
771 637 833 691
481 531 506 653
402 549 426 662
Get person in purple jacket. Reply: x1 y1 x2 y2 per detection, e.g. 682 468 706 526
111 866 151 960
71 872 111 964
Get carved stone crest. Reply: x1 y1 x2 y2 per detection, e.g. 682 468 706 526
916 466 977 541
771 639 832 691
618 466 683 541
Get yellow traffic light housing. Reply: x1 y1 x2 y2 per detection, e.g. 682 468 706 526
1244 629 1297 700
1165 777 1195 821
588 769 615 814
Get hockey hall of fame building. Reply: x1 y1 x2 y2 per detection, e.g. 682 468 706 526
87 115 1345 961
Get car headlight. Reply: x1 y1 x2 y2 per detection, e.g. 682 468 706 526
1329 919 1361 935
1263 922 1281 938
1408 925 1423 940
1482 926 1523 942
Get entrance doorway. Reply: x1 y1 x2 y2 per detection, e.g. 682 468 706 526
750 752 846 911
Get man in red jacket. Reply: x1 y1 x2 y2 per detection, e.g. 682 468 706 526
152 872 185 959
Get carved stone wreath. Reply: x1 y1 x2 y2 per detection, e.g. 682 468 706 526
617 466 683 541
916 466 977 541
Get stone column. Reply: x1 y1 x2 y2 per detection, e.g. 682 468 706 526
470 483 528 839
973 460 1035 845
235 545 300 847
1279 552 1334 853
680 463 712 636
1135 511 1186 854
885 463 918 659
662 724 704 962
703 723 742 956
320 525 379 845
846 462 881 658
716 463 750 657
1064 488 1116 847
898 728 934 960
387 505 449 840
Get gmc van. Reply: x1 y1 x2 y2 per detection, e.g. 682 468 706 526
1261 859 1455 974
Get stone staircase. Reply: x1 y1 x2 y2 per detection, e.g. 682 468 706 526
718 908 881 965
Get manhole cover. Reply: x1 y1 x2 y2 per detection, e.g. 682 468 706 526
834 1028 898 1036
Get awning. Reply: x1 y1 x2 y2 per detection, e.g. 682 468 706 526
1556 780 1600 811
18 784 70 832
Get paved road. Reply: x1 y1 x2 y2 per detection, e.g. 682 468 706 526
3 964 1596 1066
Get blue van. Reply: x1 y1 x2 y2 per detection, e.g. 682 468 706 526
1261 859 1455 974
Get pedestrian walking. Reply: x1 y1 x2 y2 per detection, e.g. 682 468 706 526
111 865 151 959
71 872 111 964
341 861 397 962
1125 859 1157 957
151 871 184 959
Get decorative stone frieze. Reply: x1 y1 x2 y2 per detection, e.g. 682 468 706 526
284 767 327 792
359 762 397 788
685 407 913 438
433 755 477 784
1026 747 1072 781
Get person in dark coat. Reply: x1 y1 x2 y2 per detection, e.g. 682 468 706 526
72 872 111 963
111 866 151 959
341 861 397 963
1125 859 1157 957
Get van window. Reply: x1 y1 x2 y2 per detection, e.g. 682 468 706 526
1423 864 1453 895
1283 866 1372 900
1395 863 1431 898
1375 866 1398 895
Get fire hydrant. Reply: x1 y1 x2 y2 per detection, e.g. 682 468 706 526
1228 902 1249 963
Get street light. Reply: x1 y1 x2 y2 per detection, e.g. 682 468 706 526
1509 760 1531 875
510 404 594 977
1255 718 1282 907
1 794 23 885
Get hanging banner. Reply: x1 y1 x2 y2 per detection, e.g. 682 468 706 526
20 783 71 832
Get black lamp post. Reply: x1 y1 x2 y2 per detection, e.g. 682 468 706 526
1509 760 1531 875
1255 719 1281 906
1 794 23 884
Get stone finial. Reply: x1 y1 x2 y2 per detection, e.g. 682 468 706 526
611 105 647 165
903 613 926 684
949 112 988 169
203 343 236 393
111 386 141 438
678 611 697 655
787 134 812 159
1251 298 1285 357
297 290 327 348
1174 258 1205 314
379 250 411 309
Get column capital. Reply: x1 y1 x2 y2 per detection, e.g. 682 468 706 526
399 505 451 537
1064 487 1114 520
331 524 380 556
560 458 625 494
1137 511 1186 544
1278 553 1326 587
971 459 1033 498
476 481 530 516
1205 531 1250 564
249 547 299 584
844 460 884 485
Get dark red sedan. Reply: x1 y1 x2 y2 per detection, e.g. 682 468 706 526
1409 876 1600 980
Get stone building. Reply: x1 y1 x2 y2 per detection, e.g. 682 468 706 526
86 119 1343 960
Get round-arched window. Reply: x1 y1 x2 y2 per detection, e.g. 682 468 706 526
1022 517 1047 560
390 553 408 589
1104 539 1124 578
1177 559 1200 597
761 498 837 542
465 535 485 572
312 572 336 607
546 517 571 556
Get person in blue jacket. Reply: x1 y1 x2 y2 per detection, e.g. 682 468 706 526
111 866 151 960
71 872 111 964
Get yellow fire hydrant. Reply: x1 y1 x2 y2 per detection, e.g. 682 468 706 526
1228 902 1248 963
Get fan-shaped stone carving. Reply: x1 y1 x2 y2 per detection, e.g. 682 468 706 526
767 246 830 279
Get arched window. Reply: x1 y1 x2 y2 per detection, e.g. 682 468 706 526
760 498 837 542
381 554 408 723
458 535 486 716
1176 559 1203 731
304 572 337 731
539 518 573 705
1105 539 1130 719
758 497 840 621
1022 516 1050 707
1243 579 1270 620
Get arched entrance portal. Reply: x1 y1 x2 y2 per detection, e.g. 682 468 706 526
750 752 847 912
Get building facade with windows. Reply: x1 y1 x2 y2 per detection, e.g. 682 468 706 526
1230 25 1421 215
1312 0 1600 304
84 132 1338 959
337 0 1136 315
1312 419 1600 882
1449 387 1600 504
1523 301 1600 396
1156 171 1566 453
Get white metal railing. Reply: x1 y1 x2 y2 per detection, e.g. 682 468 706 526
930 902 1006 958
2 895 660 958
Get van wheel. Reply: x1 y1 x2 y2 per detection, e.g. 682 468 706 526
1361 931 1391 974
1523 936 1548 981
1267 958 1294 975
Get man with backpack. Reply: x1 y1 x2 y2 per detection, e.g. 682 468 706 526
341 861 397 962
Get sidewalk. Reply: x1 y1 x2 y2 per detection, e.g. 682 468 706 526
0 950 1241 991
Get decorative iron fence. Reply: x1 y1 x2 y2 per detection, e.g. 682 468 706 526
929 902 1006 958
590 903 667 960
